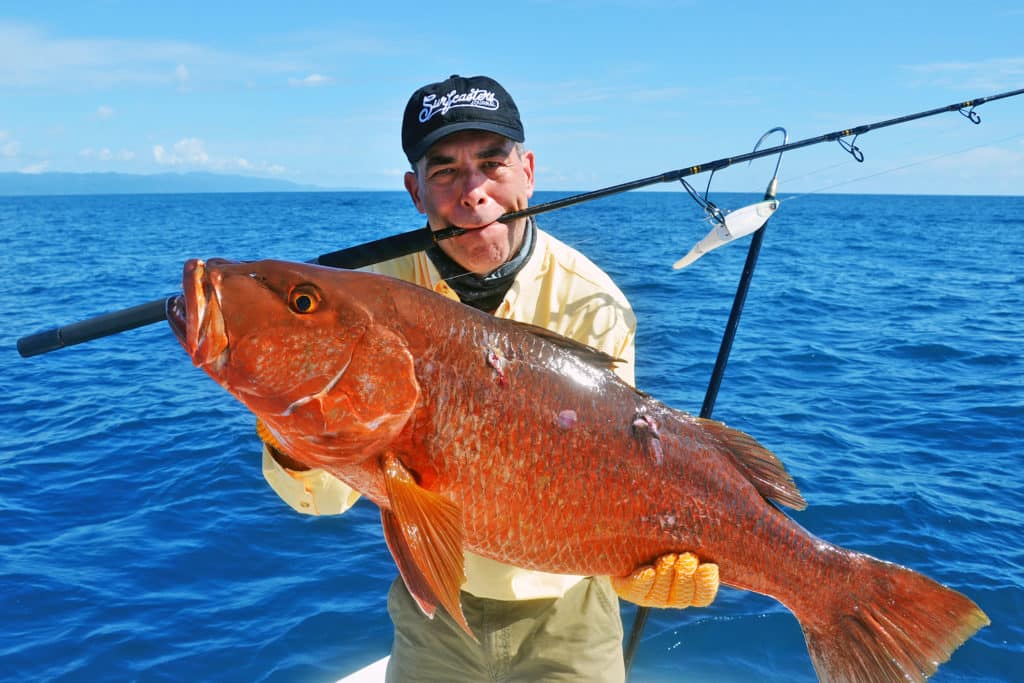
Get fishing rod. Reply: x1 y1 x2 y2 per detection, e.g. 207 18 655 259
499 86 1024 224
623 86 1019 673
622 127 787 678
15 87 1023 359
15 225 464 358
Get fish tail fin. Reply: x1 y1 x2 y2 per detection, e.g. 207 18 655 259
797 551 988 682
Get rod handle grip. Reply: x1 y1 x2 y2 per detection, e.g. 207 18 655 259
17 298 171 358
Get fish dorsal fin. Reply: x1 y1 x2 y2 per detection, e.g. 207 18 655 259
697 418 807 511
509 320 624 372
379 453 474 640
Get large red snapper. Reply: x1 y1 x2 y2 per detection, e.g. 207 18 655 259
167 258 988 682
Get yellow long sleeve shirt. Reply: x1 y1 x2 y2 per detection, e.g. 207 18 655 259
262 227 636 600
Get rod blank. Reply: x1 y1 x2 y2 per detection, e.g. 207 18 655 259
16 226 446 358
17 87 1024 359
17 298 172 358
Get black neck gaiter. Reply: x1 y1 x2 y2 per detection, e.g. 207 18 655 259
426 218 537 313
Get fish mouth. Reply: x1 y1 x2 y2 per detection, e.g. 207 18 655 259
168 258 229 371
167 294 188 342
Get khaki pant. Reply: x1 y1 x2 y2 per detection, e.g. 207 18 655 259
385 576 625 682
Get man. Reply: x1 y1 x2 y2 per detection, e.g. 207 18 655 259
261 74 718 682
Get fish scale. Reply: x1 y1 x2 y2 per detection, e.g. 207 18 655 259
169 258 988 682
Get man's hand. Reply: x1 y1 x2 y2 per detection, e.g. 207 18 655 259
611 552 719 608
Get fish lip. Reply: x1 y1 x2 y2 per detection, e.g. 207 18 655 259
167 295 187 343
171 258 229 370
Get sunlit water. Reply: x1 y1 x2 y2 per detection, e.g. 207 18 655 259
1 190 1021 681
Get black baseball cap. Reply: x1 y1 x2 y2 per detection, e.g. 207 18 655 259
402 74 525 164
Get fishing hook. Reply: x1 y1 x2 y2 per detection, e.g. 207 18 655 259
959 105 981 124
838 133 865 162
680 126 789 227
750 126 788 180
750 127 788 196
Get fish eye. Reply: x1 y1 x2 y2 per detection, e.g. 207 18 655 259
288 285 321 314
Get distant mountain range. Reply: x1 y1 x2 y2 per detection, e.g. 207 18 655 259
0 172 337 196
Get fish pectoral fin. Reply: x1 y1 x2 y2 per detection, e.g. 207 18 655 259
610 552 719 609
697 417 808 511
381 508 439 618
380 453 473 640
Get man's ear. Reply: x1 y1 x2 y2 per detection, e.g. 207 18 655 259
521 149 536 199
404 171 426 214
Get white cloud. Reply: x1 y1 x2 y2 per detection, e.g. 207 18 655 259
153 137 210 166
288 73 332 87
96 105 114 119
0 21 311 91
81 146 136 162
175 63 190 91
0 20 411 92
0 22 201 89
19 161 48 174
153 137 284 175
1 130 18 158
926 145 1024 178
235 158 286 174
905 58 1024 92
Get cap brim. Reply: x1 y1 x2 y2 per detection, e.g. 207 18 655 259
407 122 525 164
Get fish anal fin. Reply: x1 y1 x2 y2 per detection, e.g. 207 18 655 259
697 417 807 510
380 453 473 640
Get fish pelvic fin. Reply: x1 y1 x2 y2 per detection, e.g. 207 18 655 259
799 551 989 683
379 452 473 641
697 418 807 510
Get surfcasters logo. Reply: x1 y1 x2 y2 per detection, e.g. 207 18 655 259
419 88 500 123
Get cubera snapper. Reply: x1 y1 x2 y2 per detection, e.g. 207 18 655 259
167 257 988 682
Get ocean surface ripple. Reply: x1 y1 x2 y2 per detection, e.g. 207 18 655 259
1 191 1021 682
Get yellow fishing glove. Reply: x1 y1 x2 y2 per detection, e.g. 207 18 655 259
611 552 719 608
257 418 311 471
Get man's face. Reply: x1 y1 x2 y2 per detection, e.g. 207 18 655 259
404 131 535 276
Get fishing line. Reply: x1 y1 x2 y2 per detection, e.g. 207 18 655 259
775 115 965 189
776 130 1024 203
624 90 1022 676
17 88 1024 359
774 157 856 188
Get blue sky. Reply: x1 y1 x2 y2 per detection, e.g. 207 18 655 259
2 1 1023 195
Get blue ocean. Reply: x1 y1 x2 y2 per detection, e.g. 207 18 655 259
1 190 1021 682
